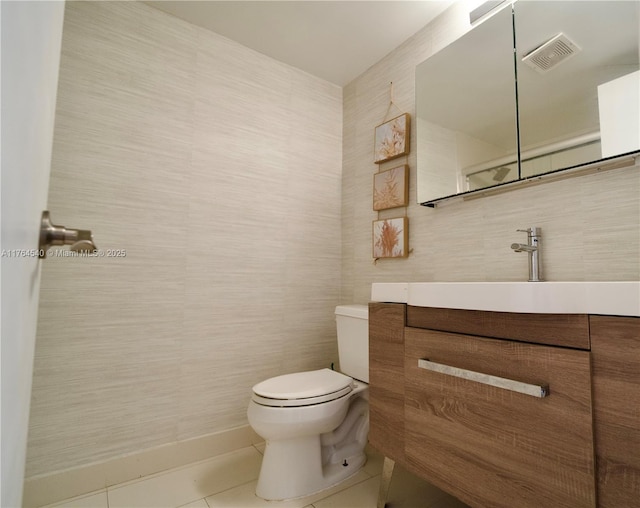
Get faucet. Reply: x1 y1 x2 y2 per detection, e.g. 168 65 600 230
511 227 543 282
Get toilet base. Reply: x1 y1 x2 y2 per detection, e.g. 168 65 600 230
255 434 366 501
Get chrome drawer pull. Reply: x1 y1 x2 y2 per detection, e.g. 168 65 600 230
418 359 549 398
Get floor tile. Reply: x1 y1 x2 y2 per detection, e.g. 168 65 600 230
361 446 384 477
42 490 108 508
312 475 379 508
107 446 261 508
432 491 473 508
205 470 371 508
40 444 470 508
384 464 466 508
312 462 464 508
177 500 209 508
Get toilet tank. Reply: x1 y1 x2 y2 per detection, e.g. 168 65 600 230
335 305 369 383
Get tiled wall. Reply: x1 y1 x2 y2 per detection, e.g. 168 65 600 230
26 1 342 478
342 2 640 304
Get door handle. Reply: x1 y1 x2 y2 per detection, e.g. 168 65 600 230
38 211 97 258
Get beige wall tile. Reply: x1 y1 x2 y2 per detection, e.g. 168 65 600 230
27 1 342 479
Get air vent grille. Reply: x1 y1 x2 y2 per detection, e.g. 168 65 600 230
522 33 581 73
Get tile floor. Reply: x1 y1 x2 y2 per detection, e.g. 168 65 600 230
42 444 470 508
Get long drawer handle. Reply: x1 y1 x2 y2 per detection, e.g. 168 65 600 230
418 359 549 398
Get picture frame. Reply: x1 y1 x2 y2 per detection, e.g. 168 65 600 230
373 113 410 164
372 217 408 259
373 165 409 211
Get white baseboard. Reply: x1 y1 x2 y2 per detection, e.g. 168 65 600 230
22 425 264 508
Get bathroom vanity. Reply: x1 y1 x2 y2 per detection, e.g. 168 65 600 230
368 283 640 508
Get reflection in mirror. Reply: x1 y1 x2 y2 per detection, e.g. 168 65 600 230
416 5 517 204
515 1 639 179
416 0 640 206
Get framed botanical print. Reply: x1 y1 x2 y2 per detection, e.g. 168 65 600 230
374 113 410 164
372 217 408 258
373 165 409 211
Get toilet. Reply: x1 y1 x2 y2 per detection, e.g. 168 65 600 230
247 304 369 501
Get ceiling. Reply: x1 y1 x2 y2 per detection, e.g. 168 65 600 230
145 1 454 86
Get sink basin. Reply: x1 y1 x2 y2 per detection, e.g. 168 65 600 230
371 282 640 316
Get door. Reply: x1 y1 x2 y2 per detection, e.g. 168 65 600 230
1 2 65 506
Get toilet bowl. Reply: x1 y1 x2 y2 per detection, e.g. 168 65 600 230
247 305 369 501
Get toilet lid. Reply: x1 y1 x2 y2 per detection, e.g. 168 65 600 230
252 368 353 407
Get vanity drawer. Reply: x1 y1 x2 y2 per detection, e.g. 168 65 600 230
404 327 596 508
406 305 590 349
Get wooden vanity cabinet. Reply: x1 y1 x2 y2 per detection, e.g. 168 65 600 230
368 303 406 463
590 316 640 508
369 303 640 508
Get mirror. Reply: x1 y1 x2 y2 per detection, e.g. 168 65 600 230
515 1 639 178
416 5 518 204
416 1 640 206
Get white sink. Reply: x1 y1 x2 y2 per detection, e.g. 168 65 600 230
371 282 640 316
371 282 409 303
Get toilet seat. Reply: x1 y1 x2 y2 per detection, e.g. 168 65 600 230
252 368 354 407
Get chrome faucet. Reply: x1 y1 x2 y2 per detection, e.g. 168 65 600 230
511 227 543 282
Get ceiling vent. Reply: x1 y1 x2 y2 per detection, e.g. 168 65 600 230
522 33 581 73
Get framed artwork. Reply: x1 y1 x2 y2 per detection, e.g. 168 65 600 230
374 113 410 164
372 217 408 259
373 165 409 211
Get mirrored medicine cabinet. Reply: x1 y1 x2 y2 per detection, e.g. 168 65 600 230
416 1 640 206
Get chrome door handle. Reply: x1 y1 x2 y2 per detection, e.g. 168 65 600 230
418 359 549 398
39 211 97 258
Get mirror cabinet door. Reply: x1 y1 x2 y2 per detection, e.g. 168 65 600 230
416 5 518 204
416 1 639 206
515 1 640 179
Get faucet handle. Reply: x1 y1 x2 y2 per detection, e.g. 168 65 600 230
516 227 541 237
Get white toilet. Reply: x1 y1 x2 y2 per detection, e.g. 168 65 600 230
247 304 369 501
